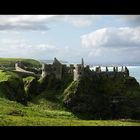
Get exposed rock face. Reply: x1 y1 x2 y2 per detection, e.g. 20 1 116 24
0 70 27 105
63 74 140 119
38 73 62 91
23 76 39 100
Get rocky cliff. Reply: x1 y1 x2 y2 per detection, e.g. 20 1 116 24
63 74 140 119
0 70 27 105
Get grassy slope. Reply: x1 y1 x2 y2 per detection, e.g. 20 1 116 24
31 89 65 110
0 97 140 126
0 70 16 97
0 70 20 82
0 58 41 68
0 59 140 126
2 116 140 126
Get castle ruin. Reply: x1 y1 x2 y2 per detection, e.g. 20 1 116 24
14 58 130 81
73 58 129 81
41 57 65 80
41 57 130 81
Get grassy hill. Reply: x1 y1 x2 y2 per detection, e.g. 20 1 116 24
0 97 140 126
0 58 41 68
0 58 140 126
0 73 140 126
0 70 27 104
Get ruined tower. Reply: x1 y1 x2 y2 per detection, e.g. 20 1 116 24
106 66 109 72
115 66 118 72
121 66 124 72
41 58 63 80
124 66 129 77
81 58 84 68
95 66 101 73
69 64 74 74
74 58 84 81
52 57 62 80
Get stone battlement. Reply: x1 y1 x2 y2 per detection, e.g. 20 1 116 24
73 59 129 81
41 57 129 81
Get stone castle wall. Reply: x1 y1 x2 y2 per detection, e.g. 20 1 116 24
41 58 130 81
73 59 129 81
41 58 63 80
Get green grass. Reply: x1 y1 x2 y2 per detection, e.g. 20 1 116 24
0 67 140 126
0 98 76 119
32 89 66 110
1 116 140 126
0 58 41 68
0 70 11 82
0 70 20 82
0 97 140 126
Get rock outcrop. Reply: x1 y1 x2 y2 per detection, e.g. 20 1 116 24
0 70 27 105
23 76 39 100
63 74 140 119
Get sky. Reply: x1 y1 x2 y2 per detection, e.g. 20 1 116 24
0 15 140 65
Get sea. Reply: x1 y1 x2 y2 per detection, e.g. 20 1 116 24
128 66 140 84
90 66 140 84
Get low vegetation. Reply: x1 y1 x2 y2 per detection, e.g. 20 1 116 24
0 98 140 126
23 76 39 100
63 75 140 119
0 58 140 126
0 70 27 105
0 58 41 68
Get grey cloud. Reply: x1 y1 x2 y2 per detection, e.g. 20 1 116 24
0 15 54 31
0 15 99 31
119 15 140 26
0 23 49 31
81 26 140 48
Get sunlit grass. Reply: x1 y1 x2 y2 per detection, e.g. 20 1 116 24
0 97 140 126
0 115 140 126
0 58 41 68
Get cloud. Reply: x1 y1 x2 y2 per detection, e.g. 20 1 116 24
0 38 83 62
1 36 140 65
0 24 49 31
80 26 140 64
0 38 58 59
119 15 140 25
81 26 140 48
0 15 139 31
0 37 88 63
62 15 99 27
0 15 99 31
1 15 140 64
0 15 55 31
112 15 140 27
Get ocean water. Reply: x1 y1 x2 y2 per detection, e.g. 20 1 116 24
128 66 140 84
90 66 140 84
